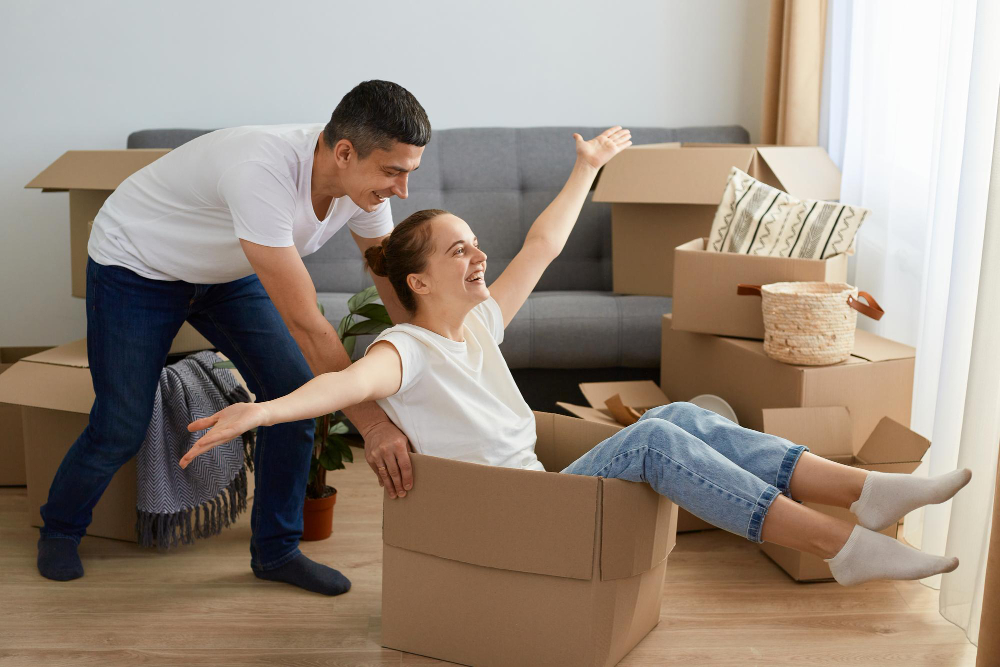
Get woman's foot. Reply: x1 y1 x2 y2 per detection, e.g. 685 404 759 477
851 468 972 531
826 525 959 586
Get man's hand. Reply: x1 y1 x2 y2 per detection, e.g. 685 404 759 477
573 126 632 170
362 420 412 499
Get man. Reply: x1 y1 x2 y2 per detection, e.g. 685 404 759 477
36 80 424 596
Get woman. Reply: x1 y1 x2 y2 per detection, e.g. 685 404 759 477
181 127 971 587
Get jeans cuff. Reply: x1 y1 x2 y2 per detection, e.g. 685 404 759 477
39 528 82 545
251 546 302 572
746 485 781 544
775 444 809 500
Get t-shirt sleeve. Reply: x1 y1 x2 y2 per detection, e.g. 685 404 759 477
366 329 427 395
217 161 297 247
470 297 505 345
346 198 394 238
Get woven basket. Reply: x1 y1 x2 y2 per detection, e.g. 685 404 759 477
737 282 884 366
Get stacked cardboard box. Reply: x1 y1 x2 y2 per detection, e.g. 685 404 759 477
382 411 679 667
0 347 51 485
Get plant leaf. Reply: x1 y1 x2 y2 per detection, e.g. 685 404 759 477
328 421 349 435
319 447 343 471
348 285 381 312
343 335 357 357
354 303 393 324
317 301 325 316
337 314 353 341
213 360 236 369
345 319 391 337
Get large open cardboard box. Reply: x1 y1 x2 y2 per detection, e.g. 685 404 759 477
593 144 840 297
0 347 52 485
0 339 249 542
671 237 849 339
25 150 212 352
660 314 915 450
556 380 715 533
759 406 929 581
382 411 679 667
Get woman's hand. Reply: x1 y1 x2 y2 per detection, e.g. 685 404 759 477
179 402 270 469
574 126 632 170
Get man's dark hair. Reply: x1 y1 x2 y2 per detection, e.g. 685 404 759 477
324 80 431 158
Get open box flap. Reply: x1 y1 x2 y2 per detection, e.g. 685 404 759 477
594 145 755 205
756 146 841 201
762 406 853 457
857 417 930 465
25 150 170 192
555 402 621 428
22 339 89 368
579 381 669 411
382 452 599 581
0 359 94 414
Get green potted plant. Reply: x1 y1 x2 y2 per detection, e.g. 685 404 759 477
216 285 393 541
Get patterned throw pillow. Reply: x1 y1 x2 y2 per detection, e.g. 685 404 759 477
707 167 868 259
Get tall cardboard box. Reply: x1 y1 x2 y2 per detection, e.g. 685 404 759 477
0 347 51 485
759 407 929 581
0 340 250 542
382 411 679 667
671 237 849 339
25 150 212 352
593 144 841 297
556 380 716 533
660 314 915 450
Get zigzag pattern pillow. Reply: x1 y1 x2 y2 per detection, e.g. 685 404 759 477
707 167 868 259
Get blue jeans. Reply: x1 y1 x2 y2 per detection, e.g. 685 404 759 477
561 402 808 543
40 258 315 570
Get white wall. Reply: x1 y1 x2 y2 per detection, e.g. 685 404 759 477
0 0 770 345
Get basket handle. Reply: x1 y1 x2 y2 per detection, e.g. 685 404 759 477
737 284 762 297
847 291 885 321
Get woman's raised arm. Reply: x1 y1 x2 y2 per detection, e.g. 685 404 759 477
178 341 403 469
489 127 631 327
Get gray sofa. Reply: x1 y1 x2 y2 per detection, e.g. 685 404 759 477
129 126 750 410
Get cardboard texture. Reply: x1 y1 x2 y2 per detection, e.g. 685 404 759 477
594 144 841 296
660 314 916 451
0 339 249 542
671 237 850 339
556 381 716 535
0 347 51 485
758 407 929 581
26 150 213 353
381 411 680 667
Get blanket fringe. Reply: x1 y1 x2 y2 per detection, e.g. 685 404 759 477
136 434 256 550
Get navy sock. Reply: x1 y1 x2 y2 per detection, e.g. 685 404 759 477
252 554 351 596
37 538 84 581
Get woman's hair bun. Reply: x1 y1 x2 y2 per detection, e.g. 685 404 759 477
364 239 390 277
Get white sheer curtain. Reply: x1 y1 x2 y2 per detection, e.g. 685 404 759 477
821 0 1000 645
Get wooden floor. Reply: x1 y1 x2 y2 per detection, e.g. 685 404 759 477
0 451 978 667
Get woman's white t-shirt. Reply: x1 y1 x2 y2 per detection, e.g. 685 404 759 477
88 124 394 284
368 297 543 471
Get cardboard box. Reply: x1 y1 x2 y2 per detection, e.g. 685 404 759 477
557 380 715 533
382 411 679 667
25 150 213 353
660 314 915 450
0 347 52 485
593 144 841 297
0 339 249 542
758 406 929 581
671 237 849 339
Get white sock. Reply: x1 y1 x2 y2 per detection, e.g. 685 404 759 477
826 525 959 586
851 468 972 532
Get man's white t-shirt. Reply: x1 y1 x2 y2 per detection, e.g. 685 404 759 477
88 124 394 284
368 297 543 471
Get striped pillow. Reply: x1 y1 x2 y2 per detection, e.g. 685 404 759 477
707 167 867 259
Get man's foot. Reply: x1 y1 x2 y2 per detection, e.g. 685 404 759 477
252 554 351 596
826 525 959 586
851 468 973 531
37 538 84 581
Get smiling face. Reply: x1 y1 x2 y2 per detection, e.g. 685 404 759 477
408 213 489 313
338 139 424 212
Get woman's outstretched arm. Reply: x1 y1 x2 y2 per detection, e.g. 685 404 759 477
178 341 403 469
489 127 632 327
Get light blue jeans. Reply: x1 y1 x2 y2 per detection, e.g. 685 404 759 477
560 402 808 543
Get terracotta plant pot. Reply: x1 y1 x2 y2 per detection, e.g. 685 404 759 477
302 486 337 541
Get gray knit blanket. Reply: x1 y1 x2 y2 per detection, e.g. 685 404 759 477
136 351 254 549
